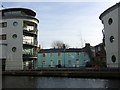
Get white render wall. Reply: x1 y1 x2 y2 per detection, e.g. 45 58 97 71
101 7 120 67
4 19 23 70
0 45 7 59
2 18 38 70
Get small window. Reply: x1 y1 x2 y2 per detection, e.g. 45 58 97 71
13 21 18 26
42 60 46 65
42 53 46 57
84 52 87 56
0 23 2 28
12 34 17 39
76 52 79 56
68 60 72 65
58 52 61 57
68 53 72 57
50 60 53 63
50 53 53 57
98 47 101 51
110 36 114 43
111 55 116 63
108 18 113 25
58 60 62 64
12 47 17 52
0 34 6 40
76 59 79 64
2 22 7 28
102 20 104 24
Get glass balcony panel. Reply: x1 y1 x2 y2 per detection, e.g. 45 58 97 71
23 21 37 35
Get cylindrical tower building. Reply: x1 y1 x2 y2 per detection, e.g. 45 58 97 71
99 3 120 68
0 8 39 70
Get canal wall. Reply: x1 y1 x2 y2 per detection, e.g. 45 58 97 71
2 68 120 79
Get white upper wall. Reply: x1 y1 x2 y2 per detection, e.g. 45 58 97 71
100 3 120 67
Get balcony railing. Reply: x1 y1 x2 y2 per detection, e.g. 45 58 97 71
23 54 37 59
23 41 37 46
23 29 37 36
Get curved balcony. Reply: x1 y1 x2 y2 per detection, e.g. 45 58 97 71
23 54 37 60
23 30 37 37
23 42 37 48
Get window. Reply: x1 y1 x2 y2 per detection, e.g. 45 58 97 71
58 52 61 57
76 59 79 67
2 22 7 28
111 55 116 63
50 60 54 67
0 34 6 40
12 47 17 52
50 60 53 63
13 21 18 26
84 52 87 56
42 60 46 65
102 20 104 24
42 53 46 57
58 60 62 64
110 36 114 43
12 34 17 39
0 23 2 28
50 53 53 57
68 53 72 57
98 47 101 51
108 18 113 25
76 52 79 56
68 60 72 65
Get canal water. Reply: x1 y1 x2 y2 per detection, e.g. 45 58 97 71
2 76 120 88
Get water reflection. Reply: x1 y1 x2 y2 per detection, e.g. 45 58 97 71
2 76 120 88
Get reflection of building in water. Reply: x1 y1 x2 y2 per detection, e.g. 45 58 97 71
0 8 39 70
99 3 120 68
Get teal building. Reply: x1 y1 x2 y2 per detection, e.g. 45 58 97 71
37 48 91 68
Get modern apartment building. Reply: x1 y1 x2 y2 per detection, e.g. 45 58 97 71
99 3 120 68
0 8 39 70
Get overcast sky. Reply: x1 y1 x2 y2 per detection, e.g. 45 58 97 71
1 1 119 48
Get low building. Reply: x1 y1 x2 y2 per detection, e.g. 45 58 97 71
37 48 91 68
93 43 106 67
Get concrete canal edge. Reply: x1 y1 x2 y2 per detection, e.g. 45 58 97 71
2 70 120 79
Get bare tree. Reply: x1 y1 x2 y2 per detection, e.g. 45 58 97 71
52 40 69 49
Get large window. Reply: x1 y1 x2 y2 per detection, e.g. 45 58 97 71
4 11 22 16
23 48 34 55
23 21 37 32
23 35 34 45
0 34 6 40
